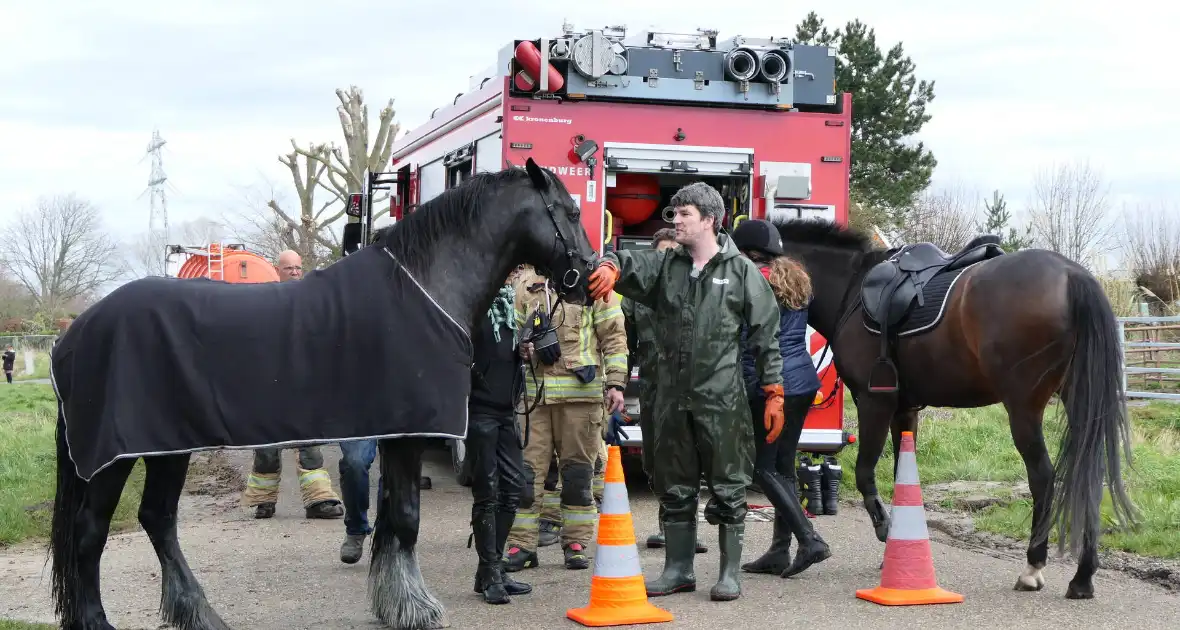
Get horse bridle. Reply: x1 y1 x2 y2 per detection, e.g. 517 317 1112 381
511 185 593 450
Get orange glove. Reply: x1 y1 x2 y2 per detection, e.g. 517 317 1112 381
762 383 785 444
587 261 620 301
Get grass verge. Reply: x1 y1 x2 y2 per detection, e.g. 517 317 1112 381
833 397 1180 559
0 384 145 548
0 620 54 630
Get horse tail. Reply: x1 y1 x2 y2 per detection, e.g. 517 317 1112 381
1049 270 1139 556
50 406 84 626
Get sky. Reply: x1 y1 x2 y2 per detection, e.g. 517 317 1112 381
1 0 1177 250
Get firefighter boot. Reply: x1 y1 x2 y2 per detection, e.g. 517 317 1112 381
645 521 697 597
741 512 790 574
798 457 824 516
471 511 509 605
495 509 532 596
503 546 539 572
710 524 745 602
821 456 842 516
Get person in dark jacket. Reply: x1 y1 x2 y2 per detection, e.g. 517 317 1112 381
732 218 832 578
3 345 15 384
468 280 533 604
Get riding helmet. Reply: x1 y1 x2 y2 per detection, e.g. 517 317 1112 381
731 219 785 257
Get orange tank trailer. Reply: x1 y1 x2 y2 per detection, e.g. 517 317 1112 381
175 247 279 284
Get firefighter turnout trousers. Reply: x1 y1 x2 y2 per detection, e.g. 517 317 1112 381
506 402 604 551
241 445 342 509
538 435 609 531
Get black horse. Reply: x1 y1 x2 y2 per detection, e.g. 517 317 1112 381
771 218 1138 600
48 158 598 630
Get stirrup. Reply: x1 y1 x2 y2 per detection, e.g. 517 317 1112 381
867 358 899 393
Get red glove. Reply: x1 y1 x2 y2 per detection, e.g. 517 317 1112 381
762 384 785 444
588 261 620 301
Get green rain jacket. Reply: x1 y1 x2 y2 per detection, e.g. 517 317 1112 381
621 296 659 403
602 232 783 418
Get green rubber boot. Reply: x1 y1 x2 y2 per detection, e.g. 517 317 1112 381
645 519 666 548
710 524 744 602
645 521 697 597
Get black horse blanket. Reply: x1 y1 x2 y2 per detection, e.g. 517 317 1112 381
51 245 473 481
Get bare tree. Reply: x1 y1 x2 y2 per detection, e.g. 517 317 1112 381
1119 201 1180 307
892 183 980 252
0 194 125 314
1026 161 1114 268
225 179 337 269
257 86 400 268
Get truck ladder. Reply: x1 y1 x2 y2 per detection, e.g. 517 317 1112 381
207 242 224 281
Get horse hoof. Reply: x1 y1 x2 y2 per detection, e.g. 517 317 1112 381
1014 565 1046 592
1014 576 1045 591
1065 581 1094 600
873 517 890 542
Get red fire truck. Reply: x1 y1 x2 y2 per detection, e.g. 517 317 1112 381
384 23 856 480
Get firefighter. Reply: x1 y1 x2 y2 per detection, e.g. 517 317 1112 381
503 266 628 571
621 227 708 554
585 182 784 602
240 250 344 520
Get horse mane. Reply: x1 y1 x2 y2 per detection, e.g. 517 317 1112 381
372 166 536 270
770 217 879 254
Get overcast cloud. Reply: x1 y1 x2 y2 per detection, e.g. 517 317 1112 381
1 0 1176 245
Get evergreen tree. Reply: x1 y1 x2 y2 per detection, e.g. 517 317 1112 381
795 13 937 226
976 190 1034 252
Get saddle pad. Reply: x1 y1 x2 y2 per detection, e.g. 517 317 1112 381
862 264 971 337
51 245 473 481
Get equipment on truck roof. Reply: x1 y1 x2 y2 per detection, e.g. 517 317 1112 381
479 22 837 110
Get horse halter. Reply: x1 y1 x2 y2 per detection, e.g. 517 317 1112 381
536 185 591 296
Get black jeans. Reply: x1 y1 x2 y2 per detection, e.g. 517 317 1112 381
468 411 526 515
750 390 816 482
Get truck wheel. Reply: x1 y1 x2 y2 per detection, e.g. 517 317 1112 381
452 439 472 487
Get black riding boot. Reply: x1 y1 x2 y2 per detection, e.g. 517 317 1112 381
495 509 532 596
741 512 791 574
760 470 831 577
645 521 697 597
711 523 744 601
472 511 510 604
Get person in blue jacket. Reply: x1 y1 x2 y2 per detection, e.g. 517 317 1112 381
732 219 832 578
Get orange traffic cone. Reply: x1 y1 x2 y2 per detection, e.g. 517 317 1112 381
567 445 674 627
856 431 964 606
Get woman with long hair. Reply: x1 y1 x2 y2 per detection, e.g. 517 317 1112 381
731 219 832 578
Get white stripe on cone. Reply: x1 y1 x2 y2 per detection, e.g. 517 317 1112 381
887 506 931 540
601 481 630 515
895 451 919 485
592 543 644 578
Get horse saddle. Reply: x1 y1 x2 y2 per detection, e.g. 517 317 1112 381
859 234 1006 393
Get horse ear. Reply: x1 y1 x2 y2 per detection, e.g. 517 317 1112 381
524 157 549 191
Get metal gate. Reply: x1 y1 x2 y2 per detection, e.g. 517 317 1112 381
1118 315 1180 400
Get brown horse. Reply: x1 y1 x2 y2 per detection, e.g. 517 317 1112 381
771 217 1138 600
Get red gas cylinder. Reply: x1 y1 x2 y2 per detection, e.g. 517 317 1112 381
176 247 279 284
514 40 564 92
607 173 662 226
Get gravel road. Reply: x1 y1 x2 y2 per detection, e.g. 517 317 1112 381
1 444 1174 630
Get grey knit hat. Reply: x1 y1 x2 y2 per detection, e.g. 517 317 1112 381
669 182 725 233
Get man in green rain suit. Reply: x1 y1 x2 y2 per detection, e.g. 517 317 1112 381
588 182 786 602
